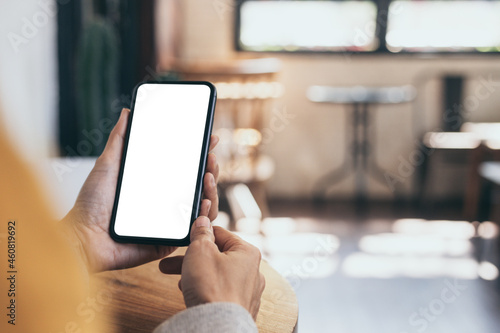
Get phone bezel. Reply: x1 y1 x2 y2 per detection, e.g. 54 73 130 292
109 81 217 246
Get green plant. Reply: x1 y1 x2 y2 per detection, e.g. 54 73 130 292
76 17 119 156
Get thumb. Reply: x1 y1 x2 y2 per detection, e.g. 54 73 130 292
190 216 214 244
99 108 130 164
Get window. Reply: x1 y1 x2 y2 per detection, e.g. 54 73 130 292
235 0 500 54
387 1 500 53
238 1 378 52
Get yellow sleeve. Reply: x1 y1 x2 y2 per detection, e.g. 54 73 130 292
0 129 104 332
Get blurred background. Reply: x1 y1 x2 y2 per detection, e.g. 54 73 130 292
2 0 500 332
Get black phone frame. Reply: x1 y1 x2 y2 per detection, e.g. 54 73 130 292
109 81 217 246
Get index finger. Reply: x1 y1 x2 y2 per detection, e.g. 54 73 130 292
212 226 246 252
190 216 215 244
209 135 219 152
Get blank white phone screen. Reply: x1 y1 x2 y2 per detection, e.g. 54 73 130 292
114 83 212 239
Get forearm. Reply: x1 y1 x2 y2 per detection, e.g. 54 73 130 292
153 303 258 333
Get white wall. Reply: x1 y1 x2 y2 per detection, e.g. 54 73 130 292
0 0 58 159
173 0 500 200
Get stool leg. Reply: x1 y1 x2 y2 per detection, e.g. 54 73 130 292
478 179 493 222
464 145 484 221
312 104 354 202
415 143 431 218
354 103 368 214
312 167 351 203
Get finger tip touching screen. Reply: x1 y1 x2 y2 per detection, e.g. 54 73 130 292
110 81 216 246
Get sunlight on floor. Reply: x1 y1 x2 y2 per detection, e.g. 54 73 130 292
235 217 340 280
259 206 500 333
342 253 478 279
478 221 499 239
342 219 498 280
229 215 499 283
478 261 499 281
359 233 472 256
392 219 476 239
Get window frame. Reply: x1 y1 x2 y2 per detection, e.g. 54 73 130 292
234 0 500 56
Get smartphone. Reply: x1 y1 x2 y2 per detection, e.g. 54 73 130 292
109 81 217 246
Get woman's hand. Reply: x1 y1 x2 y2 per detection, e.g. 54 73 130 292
159 214 265 320
62 108 220 273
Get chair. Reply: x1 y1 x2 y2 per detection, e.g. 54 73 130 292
462 127 500 221
416 75 479 213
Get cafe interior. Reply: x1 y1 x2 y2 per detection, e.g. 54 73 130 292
2 0 500 332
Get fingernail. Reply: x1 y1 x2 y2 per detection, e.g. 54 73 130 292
211 174 216 186
195 217 211 228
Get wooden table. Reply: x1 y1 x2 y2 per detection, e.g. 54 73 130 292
97 248 298 333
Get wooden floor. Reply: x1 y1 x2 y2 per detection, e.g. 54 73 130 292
258 200 500 333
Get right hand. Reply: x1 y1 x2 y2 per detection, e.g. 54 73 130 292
159 201 265 320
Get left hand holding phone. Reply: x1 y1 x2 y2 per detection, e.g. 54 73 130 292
61 108 220 273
